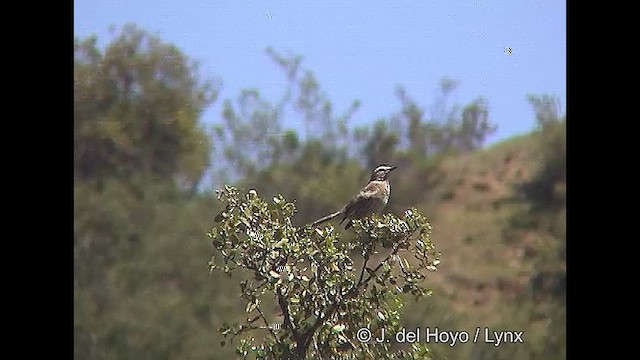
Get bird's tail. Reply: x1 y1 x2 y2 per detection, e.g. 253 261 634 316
307 210 343 228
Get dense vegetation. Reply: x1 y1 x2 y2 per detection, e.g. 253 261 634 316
209 186 440 358
74 24 565 359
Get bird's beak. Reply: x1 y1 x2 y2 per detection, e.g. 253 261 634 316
390 166 397 171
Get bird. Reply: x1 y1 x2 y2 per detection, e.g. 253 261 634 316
308 164 397 230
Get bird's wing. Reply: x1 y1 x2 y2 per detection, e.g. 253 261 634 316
341 198 373 224
340 182 380 223
358 182 381 199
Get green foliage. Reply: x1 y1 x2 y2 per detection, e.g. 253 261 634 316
458 98 494 152
355 118 401 171
521 94 566 207
74 24 218 191
217 89 284 179
236 158 365 229
208 186 440 359
212 48 358 184
75 180 242 360
481 95 565 360
392 82 496 159
74 26 238 359
214 50 495 190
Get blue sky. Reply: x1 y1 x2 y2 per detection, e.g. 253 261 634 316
74 0 566 144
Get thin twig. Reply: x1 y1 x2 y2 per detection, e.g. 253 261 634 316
357 251 370 287
256 304 279 341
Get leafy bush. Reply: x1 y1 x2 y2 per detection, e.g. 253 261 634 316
521 95 566 207
208 186 440 359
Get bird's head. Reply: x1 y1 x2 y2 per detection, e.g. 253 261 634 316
370 164 397 181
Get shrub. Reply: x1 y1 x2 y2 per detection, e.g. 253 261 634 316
208 186 440 359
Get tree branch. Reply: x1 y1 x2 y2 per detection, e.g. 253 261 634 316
300 243 400 354
255 305 280 341
278 291 304 352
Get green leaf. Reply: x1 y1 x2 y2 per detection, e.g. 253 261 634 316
331 324 346 333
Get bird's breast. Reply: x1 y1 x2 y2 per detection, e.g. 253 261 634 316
382 181 390 204
372 181 390 211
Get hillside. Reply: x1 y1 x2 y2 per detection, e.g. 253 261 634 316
400 132 565 359
426 134 542 312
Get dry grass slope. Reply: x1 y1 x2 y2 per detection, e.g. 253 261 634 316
402 132 565 358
